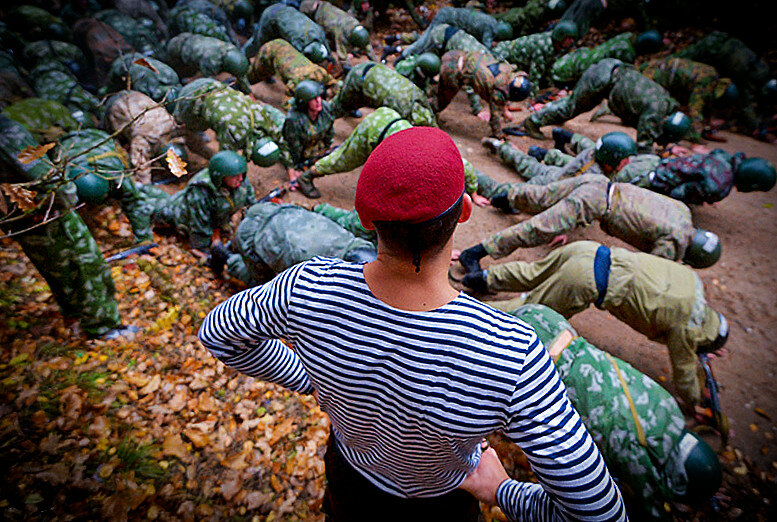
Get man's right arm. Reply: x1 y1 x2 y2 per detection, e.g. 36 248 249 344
501 334 628 521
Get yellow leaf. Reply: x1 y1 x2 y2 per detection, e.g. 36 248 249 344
162 433 190 460
1 183 37 212
166 148 188 178
16 143 55 164
133 57 159 74
750 423 759 432
755 407 771 420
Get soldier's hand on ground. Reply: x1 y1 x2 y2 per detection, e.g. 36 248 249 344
288 168 303 182
477 109 491 122
691 144 712 154
472 193 490 207
502 107 514 122
458 447 509 506
191 248 209 260
549 234 568 248
530 103 545 112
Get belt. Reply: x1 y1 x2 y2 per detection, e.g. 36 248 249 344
593 244 611 309
360 62 376 80
375 117 404 146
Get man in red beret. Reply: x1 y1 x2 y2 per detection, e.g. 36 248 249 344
198 127 626 521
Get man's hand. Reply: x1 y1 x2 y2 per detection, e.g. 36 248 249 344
549 234 568 248
288 168 303 182
502 107 514 122
191 248 209 260
459 447 509 505
477 109 491 122
472 193 490 207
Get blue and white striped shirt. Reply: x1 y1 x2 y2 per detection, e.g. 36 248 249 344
199 258 627 521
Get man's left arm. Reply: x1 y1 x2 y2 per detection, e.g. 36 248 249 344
199 263 314 394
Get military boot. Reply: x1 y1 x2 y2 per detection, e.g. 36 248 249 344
296 172 321 199
462 270 489 294
552 127 573 151
481 137 503 153
527 146 548 161
522 116 545 139
459 244 487 274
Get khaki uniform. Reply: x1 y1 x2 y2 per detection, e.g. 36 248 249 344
488 241 722 405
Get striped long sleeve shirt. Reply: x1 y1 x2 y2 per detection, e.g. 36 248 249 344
199 258 627 521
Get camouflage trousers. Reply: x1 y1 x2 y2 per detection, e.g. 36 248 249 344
16 211 120 336
494 141 569 185
482 174 608 258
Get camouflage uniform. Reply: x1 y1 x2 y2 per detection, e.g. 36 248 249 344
527 59 680 152
28 61 104 122
435 50 518 138
2 98 79 143
312 202 377 242
57 129 151 243
311 106 479 194
481 173 696 262
105 53 181 103
166 33 252 94
115 0 168 38
73 18 135 86
551 32 637 88
640 57 733 142
104 90 213 183
299 0 377 61
174 78 290 166
168 5 234 43
400 23 491 59
282 98 336 171
487 240 724 406
135 166 256 251
247 39 339 100
509 304 688 520
420 6 502 49
675 31 771 133
10 5 71 42
493 31 558 96
23 40 87 73
244 3 331 61
0 116 120 337
225 202 376 285
330 61 437 127
94 9 160 56
495 0 561 37
176 0 240 44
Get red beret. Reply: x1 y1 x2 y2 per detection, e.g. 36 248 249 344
355 127 465 226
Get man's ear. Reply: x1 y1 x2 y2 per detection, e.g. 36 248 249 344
459 193 473 223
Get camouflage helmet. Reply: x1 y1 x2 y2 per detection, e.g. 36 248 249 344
594 132 636 168
665 431 722 502
349 25 370 49
634 29 663 55
416 52 441 77
661 111 691 143
223 49 249 78
508 76 531 102
162 142 188 165
67 166 109 205
550 20 577 43
249 137 280 167
713 79 739 109
303 42 328 63
683 229 721 269
294 80 324 105
495 21 512 41
231 0 254 20
734 157 777 192
208 150 247 187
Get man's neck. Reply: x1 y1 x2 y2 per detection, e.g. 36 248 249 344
362 244 459 312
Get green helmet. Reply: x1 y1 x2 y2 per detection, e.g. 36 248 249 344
508 76 531 102
294 80 324 105
713 79 739 109
634 30 662 55
208 150 247 187
223 49 249 78
495 21 512 41
665 431 722 502
734 157 777 192
68 166 109 205
684 229 721 269
250 137 280 167
594 132 636 168
349 25 370 49
416 52 441 77
162 142 188 164
763 78 777 101
303 42 328 63
661 111 691 143
551 20 578 43
231 0 254 20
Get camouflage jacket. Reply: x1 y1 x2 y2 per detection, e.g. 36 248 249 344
29 61 104 122
2 98 79 142
168 5 233 43
511 303 686 520
247 39 338 96
640 57 727 141
300 0 372 60
246 3 330 58
495 0 561 37
400 23 491 59
23 40 87 70
94 9 159 55
648 149 742 205
177 0 239 43
73 18 135 85
552 32 636 88
166 33 251 93
426 6 501 48
105 53 181 103
494 31 556 95
175 78 290 165
282 100 335 169
152 167 256 250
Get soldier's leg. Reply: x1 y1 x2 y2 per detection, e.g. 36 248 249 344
330 70 364 117
482 182 606 256
464 86 483 115
409 102 438 127
312 121 376 176
506 174 601 214
543 148 575 166
432 69 460 114
495 141 564 182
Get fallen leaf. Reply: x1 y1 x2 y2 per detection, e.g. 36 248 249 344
755 407 771 420
16 143 55 164
733 464 748 475
750 423 759 432
183 428 210 449
162 433 190 460
133 57 159 74
139 374 161 395
1 183 37 212
220 477 241 501
166 148 188 178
